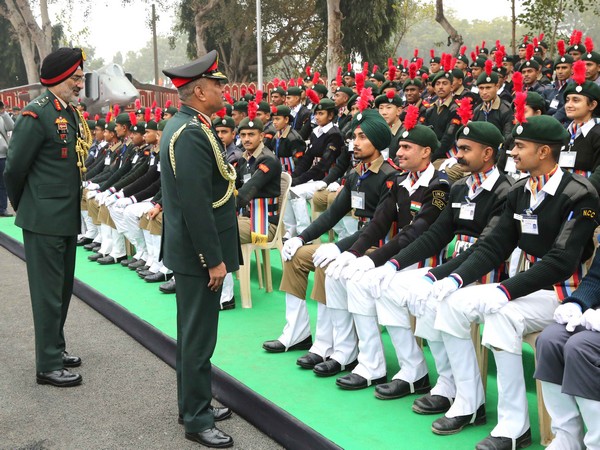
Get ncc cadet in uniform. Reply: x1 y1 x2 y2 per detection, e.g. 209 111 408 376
520 49 552 96
534 246 600 450
400 66 427 123
4 48 89 387
256 98 276 145
412 115 599 450
266 105 306 174
160 51 238 447
285 85 312 140
219 107 281 310
212 111 242 164
472 63 514 140
546 40 574 123
333 73 354 131
261 109 398 358
581 40 600 86
375 90 403 158
322 109 450 388
269 82 286 107
163 100 178 119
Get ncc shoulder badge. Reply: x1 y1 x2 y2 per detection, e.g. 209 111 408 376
581 208 597 220
431 190 447 210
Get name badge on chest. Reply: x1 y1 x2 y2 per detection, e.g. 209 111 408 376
132 154 139 164
243 173 252 183
459 202 476 220
520 214 539 235
550 98 559 110
104 155 111 165
351 191 365 209
558 151 576 168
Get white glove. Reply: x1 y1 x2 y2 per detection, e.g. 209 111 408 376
368 262 398 298
87 182 100 190
282 237 303 261
104 193 121 206
341 255 375 281
431 276 461 303
97 191 110 205
312 243 341 268
313 180 327 191
554 303 583 332
325 251 357 279
478 287 509 315
86 190 98 200
580 308 600 332
115 197 135 208
327 181 341 192
406 276 435 317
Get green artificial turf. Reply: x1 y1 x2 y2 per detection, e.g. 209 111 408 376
0 218 546 450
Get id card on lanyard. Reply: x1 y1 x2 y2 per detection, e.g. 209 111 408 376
459 198 475 220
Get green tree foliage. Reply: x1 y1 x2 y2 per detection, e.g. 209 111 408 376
0 14 27 88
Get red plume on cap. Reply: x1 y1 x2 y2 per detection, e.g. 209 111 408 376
305 66 312 77
280 80 287 91
248 86 255 95
404 105 419 131
496 40 501 49
403 59 409 68
216 108 226 118
113 104 120 117
484 59 493 77
460 45 466 56
416 58 423 70
165 99 172 108
514 91 527 125
270 105 277 115
430 49 435 59
585 37 594 52
255 90 264 104
526 44 534 61
154 107 162 122
135 98 141 110
538 33 545 42
471 51 477 62
247 101 257 121
106 112 112 123
557 40 566 57
475 45 480 55
336 67 342 86
533 37 539 48
94 114 100 121
306 88 320 105
289 78 296 87
297 76 303 86
83 111 89 120
387 65 396 82
573 60 587 85
421 73 429 82
457 96 473 126
413 49 419 58
523 35 529 44
495 49 504 68
388 57 393 68
355 71 365 94
569 30 577 46
408 63 417 80
224 92 234 105
347 63 353 72
273 78 280 87
372 64 379 74
357 88 373 113
144 107 151 123
397 57 403 66
363 62 369 76
151 100 157 110
312 71 320 85
129 112 137 126
444 54 454 72
241 87 247 97
386 89 395 100
481 40 486 49
512 71 524 93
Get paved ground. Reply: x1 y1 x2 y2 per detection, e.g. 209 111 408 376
0 244 283 450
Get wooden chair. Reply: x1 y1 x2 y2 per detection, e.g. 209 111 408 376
238 172 292 308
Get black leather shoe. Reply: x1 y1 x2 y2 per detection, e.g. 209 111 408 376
178 406 233 424
336 373 387 390
62 351 81 368
262 335 312 353
120 257 137 267
136 266 151 274
0 210 14 217
88 252 104 261
36 369 82 387
185 427 233 448
77 237 93 246
83 242 100 251
412 393 453 415
313 358 358 377
431 404 486 435
138 270 155 278
220 297 235 310
475 429 532 450
296 352 326 369
97 255 127 265
145 272 173 283
375 374 431 400
128 259 147 270
159 278 176 294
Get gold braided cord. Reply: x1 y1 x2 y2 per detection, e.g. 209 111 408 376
168 121 237 209
74 108 93 179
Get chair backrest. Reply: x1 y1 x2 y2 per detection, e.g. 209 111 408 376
269 172 292 244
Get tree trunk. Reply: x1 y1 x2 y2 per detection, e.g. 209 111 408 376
193 0 220 57
511 0 516 56
549 0 565 59
434 0 463 55
326 0 343 91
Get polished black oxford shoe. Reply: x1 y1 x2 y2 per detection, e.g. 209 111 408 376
128 259 147 270
88 252 104 261
475 429 532 450
36 369 82 387
179 406 233 425
375 374 431 400
296 352 326 369
412 393 453 415
431 404 486 435
185 427 233 448
220 297 235 310
62 351 81 368
83 242 100 251
313 358 358 377
138 269 155 278
120 257 137 267
77 237 93 246
336 372 387 390
97 255 127 265
145 272 173 283
159 278 176 294
262 335 312 353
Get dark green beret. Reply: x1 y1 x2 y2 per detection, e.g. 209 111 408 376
166 106 178 116
344 70 355 78
258 101 271 113
476 71 499 85
456 54 469 63
419 67 429 76
493 66 508 77
270 86 286 96
352 109 392 151
233 101 248 113
400 124 440 152
582 51 600 65
115 113 131 125
364 81 380 96
131 121 146 134
375 93 403 108
512 115 570 144
273 105 292 119
224 103 233 116
456 121 504 149
286 87 303 96
40 47 84 87
503 55 516 64
430 56 441 64
369 72 386 82
555 54 574 65
336 86 354 97
431 70 453 85
86 120 96 129
146 120 159 131
380 80 400 91
238 116 264 132
563 80 600 102
402 78 424 89
520 59 540 71
158 120 167 131
213 115 235 129
136 107 146 115
315 98 336 111
525 92 547 113
95 118 106 129
451 69 465 79
567 43 587 54
347 94 359 110
313 84 329 97
105 122 117 132
243 93 255 102
479 48 489 55
470 58 487 68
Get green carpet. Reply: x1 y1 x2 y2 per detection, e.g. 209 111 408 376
0 218 546 450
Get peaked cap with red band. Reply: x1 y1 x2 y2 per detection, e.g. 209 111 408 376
162 50 227 88
40 48 85 87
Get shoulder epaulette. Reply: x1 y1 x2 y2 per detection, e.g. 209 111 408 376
186 116 200 128
435 170 450 185
385 157 401 171
21 110 39 119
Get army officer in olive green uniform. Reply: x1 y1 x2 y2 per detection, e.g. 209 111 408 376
4 48 88 387
160 51 240 448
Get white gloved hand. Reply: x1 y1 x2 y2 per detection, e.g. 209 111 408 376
341 255 375 281
104 192 122 206
368 262 398 298
327 181 341 192
554 302 583 332
406 276 435 317
86 190 98 200
478 287 509 315
115 196 135 208
87 182 100 190
325 251 357 279
580 308 600 332
97 191 110 205
312 243 341 268
282 237 303 261
432 276 462 303
313 180 327 191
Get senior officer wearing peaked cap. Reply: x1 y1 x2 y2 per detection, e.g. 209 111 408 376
4 48 90 387
160 50 239 448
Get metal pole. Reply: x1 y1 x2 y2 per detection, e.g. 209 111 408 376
256 0 263 89
152 4 159 85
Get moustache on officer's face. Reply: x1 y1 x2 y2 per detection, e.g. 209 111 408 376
456 158 467 166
